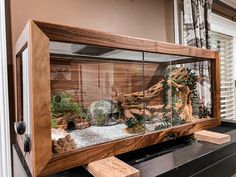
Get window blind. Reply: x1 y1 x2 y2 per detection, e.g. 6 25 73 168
211 31 235 120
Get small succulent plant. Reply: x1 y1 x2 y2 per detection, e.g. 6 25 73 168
125 113 144 128
199 106 211 118
155 116 186 131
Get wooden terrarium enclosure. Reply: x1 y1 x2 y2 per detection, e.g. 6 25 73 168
14 20 221 176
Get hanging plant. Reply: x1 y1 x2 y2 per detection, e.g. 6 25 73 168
162 73 170 120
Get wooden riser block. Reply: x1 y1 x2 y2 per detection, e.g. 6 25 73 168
194 130 231 144
85 156 140 177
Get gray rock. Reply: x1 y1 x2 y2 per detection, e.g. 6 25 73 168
87 100 120 126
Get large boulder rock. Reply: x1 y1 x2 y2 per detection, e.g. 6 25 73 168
87 100 120 126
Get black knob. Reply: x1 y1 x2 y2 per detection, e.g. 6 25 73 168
24 134 30 153
14 121 26 135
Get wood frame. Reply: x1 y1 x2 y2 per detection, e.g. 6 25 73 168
14 20 221 177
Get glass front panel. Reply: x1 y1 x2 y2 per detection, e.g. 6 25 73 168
49 41 214 154
50 42 144 153
180 61 212 120
144 52 213 131
143 58 172 132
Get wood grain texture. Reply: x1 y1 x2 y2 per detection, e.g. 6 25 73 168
14 20 221 176
15 22 29 56
50 57 145 109
30 21 52 177
40 118 218 176
14 20 53 177
194 130 231 144
86 156 140 177
14 21 34 175
15 55 23 122
34 20 217 59
15 21 30 123
213 52 221 126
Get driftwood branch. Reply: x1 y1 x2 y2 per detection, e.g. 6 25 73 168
116 67 189 105
114 67 196 122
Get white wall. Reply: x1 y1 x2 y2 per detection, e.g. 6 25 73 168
0 0 12 176
10 0 174 60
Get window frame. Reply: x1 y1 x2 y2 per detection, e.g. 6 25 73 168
173 0 236 121
211 13 236 121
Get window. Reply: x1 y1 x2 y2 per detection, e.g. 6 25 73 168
211 13 236 121
211 32 235 120
174 0 236 120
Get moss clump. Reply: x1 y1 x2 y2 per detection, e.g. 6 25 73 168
51 118 58 128
92 113 108 126
51 92 87 119
50 92 87 128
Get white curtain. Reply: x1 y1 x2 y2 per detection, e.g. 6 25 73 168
183 0 213 115
183 0 212 49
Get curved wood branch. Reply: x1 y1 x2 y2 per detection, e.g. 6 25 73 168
116 67 189 105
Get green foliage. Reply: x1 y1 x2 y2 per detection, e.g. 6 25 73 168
51 92 87 120
199 106 211 118
125 119 137 128
170 86 180 120
155 122 171 130
51 118 58 128
174 68 198 97
155 117 186 131
93 114 108 126
125 113 144 128
162 75 170 120
172 116 186 125
186 68 198 97
157 67 198 131
132 113 144 124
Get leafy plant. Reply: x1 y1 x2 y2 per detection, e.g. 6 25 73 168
155 122 171 130
51 92 87 120
199 106 211 118
125 113 144 128
125 119 137 128
174 68 198 97
51 118 58 128
157 67 197 131
155 117 186 131
162 75 170 120
172 116 186 126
